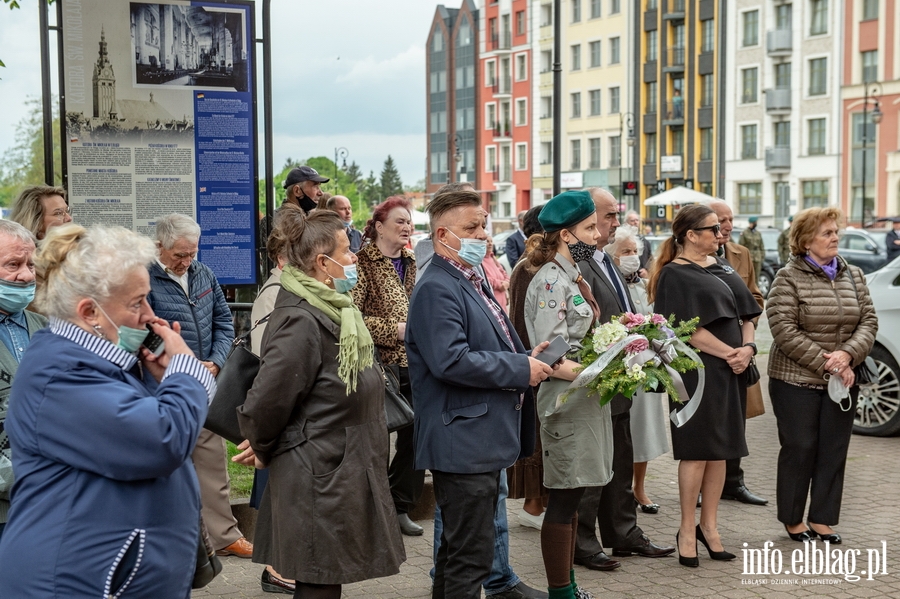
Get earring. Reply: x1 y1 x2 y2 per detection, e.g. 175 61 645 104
93 324 107 340
324 276 332 286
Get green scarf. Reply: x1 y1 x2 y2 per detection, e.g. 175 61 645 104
280 264 374 394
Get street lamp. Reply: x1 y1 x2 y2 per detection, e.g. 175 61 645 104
619 112 635 212
448 134 462 182
859 83 882 227
333 147 349 188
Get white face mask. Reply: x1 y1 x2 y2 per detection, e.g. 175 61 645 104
826 374 852 412
617 255 641 276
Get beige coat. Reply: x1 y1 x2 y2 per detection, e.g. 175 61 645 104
766 256 877 385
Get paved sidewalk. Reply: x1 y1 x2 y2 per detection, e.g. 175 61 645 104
194 347 900 598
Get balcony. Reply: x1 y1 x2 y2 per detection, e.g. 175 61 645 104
498 163 512 184
766 28 792 56
765 87 791 114
492 75 512 96
491 30 512 52
664 46 685 71
765 146 791 172
492 121 512 140
662 100 684 124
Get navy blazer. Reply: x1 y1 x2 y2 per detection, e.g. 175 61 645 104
505 230 526 267
406 255 535 474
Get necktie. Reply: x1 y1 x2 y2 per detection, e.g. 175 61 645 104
603 254 630 312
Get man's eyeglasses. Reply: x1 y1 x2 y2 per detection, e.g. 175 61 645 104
693 224 721 236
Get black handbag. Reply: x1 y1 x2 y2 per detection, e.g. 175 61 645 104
745 358 761 387
205 313 271 445
379 359 414 433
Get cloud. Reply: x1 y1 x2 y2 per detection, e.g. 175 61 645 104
335 45 424 86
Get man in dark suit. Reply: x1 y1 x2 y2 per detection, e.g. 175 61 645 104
406 189 554 599
574 188 675 572
505 211 528 266
887 218 900 263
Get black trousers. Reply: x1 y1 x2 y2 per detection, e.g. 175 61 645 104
389 367 425 513
575 411 643 556
770 378 858 526
431 470 500 599
724 458 744 491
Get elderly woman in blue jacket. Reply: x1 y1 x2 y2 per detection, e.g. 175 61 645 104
0 224 215 598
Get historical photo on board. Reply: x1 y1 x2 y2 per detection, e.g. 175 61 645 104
131 3 249 92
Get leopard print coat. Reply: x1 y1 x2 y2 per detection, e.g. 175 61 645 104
351 242 417 367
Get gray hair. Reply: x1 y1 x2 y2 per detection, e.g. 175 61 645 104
605 225 639 257
155 213 201 249
624 210 640 221
0 219 37 246
35 224 157 319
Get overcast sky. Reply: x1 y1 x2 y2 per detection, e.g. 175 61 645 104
0 0 446 186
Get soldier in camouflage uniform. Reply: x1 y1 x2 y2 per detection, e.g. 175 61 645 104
777 215 793 266
739 216 765 283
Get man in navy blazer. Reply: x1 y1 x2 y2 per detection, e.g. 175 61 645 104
505 211 528 266
407 189 553 599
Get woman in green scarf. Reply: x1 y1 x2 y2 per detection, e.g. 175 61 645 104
238 210 405 599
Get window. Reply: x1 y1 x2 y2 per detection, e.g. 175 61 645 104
572 0 581 23
774 121 790 148
609 86 620 113
700 182 713 196
611 0 620 14
645 133 657 163
776 3 792 29
489 17 497 44
803 180 829 208
516 143 528 170
516 10 526 35
647 81 657 113
516 98 527 126
646 30 657 62
700 128 713 161
590 0 601 19
809 57 827 95
571 92 581 118
738 183 762 214
671 128 684 157
590 41 602 67
741 124 757 159
808 118 826 155
589 138 601 168
648 0 657 8
743 10 759 46
516 54 528 81
775 62 791 88
862 50 878 83
571 139 582 169
589 89 602 115
541 96 552 118
486 104 496 129
486 146 497 171
540 141 553 164
701 20 714 53
700 75 713 107
571 44 581 70
863 0 879 20
610 37 620 64
541 50 552 73
609 135 621 167
810 0 828 35
741 67 758 103
540 3 552 26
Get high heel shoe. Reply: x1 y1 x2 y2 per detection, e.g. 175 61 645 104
784 525 814 542
676 531 699 568
695 525 736 561
807 522 842 544
634 497 660 514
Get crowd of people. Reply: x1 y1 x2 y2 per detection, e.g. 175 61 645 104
0 174 879 599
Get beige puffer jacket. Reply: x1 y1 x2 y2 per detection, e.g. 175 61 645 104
766 256 877 385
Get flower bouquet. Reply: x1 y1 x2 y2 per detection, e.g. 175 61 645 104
560 312 704 426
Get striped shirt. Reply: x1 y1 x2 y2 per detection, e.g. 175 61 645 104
48 317 217 403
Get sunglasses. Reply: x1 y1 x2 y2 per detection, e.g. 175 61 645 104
693 224 721 236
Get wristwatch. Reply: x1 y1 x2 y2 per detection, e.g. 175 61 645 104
743 342 758 356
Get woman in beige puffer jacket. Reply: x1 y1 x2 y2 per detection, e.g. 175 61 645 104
766 207 877 546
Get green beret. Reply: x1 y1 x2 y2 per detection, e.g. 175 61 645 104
538 190 596 233
749 216 758 223
787 215 793 222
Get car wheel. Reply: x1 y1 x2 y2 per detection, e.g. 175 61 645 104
757 268 774 299
853 345 900 436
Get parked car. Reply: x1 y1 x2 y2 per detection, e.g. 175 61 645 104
491 228 518 274
839 229 889 274
854 256 900 436
731 227 784 298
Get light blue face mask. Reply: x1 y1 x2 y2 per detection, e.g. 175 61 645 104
442 229 487 268
93 300 149 354
324 256 359 293
0 279 36 314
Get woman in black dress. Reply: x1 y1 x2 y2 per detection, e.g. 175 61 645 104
647 204 761 568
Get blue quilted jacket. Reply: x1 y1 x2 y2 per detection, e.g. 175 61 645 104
148 261 234 368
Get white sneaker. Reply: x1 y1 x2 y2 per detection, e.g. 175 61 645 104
518 509 544 530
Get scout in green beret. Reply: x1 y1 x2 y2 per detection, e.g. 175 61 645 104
539 190 597 233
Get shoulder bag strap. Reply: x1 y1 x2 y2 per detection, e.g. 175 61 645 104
234 283 281 347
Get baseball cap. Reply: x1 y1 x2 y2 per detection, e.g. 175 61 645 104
283 166 330 188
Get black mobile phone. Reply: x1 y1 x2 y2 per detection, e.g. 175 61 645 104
536 334 570 366
142 324 165 357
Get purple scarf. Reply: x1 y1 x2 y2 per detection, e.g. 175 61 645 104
804 255 838 280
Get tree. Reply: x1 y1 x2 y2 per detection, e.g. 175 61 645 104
361 170 380 207
379 155 403 199
0 96 61 206
404 178 426 193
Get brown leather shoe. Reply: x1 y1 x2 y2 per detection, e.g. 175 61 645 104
216 537 253 558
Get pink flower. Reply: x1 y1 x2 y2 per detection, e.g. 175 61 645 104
649 313 667 326
625 338 649 354
622 312 645 329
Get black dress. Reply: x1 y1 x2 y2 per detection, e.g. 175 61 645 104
654 260 762 460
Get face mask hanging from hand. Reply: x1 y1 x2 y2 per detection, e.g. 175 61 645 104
826 373 852 412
